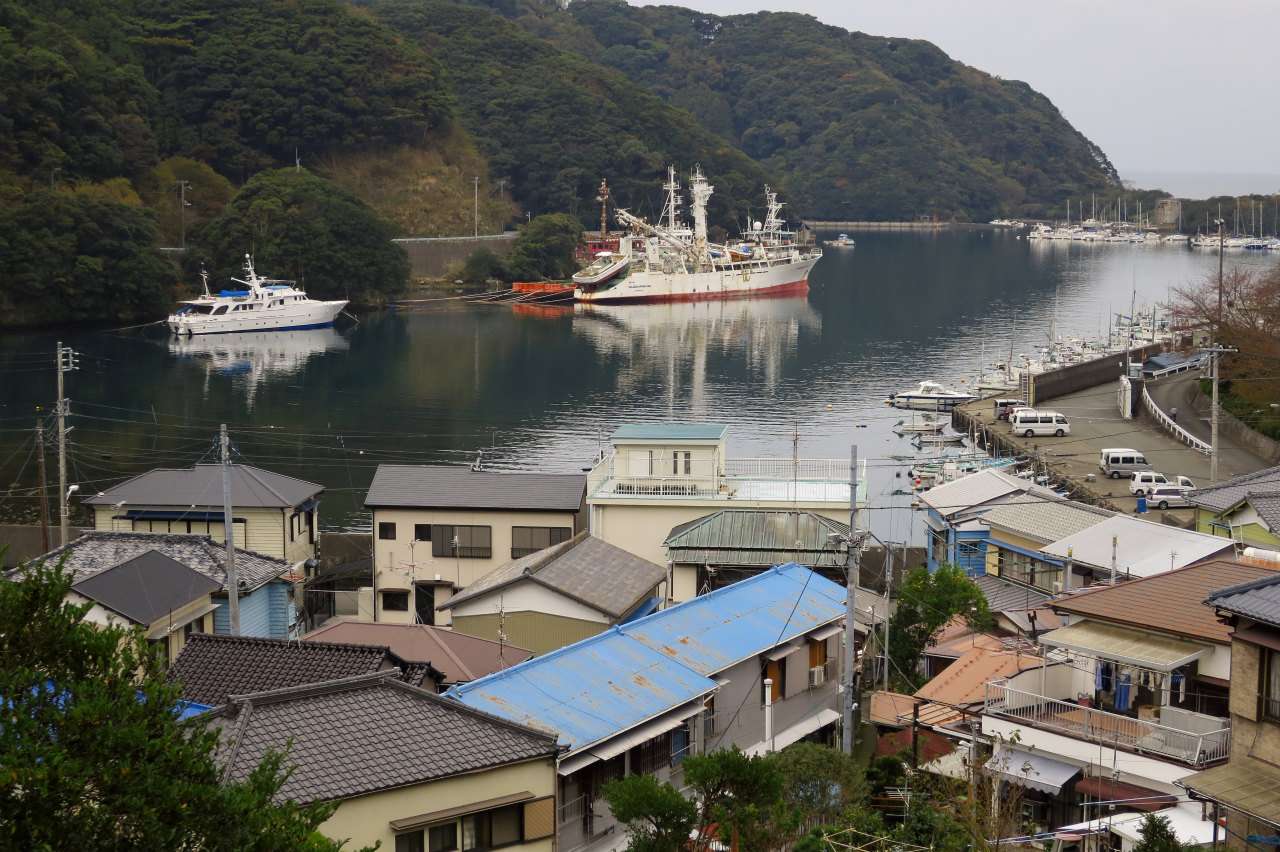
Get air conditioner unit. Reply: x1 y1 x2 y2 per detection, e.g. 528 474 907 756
1050 581 1064 594
809 666 826 688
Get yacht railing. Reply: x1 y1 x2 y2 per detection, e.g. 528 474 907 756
984 680 1229 767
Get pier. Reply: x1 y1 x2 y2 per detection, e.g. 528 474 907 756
954 366 1273 514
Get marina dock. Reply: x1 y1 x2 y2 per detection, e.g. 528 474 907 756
955 371 1273 515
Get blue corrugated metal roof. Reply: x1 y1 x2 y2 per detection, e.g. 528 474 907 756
448 562 844 752
610 423 728 442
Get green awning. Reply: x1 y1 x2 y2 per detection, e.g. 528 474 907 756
1039 620 1210 672
1181 755 1280 826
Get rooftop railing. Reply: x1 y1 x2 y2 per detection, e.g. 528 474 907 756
587 455 862 503
984 679 1229 767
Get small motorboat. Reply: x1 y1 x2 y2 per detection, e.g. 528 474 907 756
572 251 630 286
826 233 855 248
887 380 978 412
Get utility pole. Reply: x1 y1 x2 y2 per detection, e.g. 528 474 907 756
883 541 894 693
220 424 241 636
843 445 860 756
178 179 191 250
473 176 480 237
56 342 78 546
35 422 50 553
1206 344 1237 485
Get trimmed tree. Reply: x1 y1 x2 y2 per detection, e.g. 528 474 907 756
888 563 993 691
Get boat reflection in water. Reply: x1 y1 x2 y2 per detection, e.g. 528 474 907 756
168 327 349 406
573 294 820 401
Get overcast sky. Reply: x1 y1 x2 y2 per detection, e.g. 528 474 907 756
641 0 1280 195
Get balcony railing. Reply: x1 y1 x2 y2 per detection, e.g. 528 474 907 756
587 455 862 504
985 680 1229 767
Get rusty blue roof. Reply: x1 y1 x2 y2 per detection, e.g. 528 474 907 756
446 562 845 752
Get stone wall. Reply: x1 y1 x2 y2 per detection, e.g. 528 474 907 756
1186 382 1280 465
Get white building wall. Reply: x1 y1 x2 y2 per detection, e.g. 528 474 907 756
448 582 609 624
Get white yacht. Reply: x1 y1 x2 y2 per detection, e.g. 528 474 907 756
887 380 978 412
168 255 348 336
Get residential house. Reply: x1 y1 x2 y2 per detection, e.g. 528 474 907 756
200 670 562 852
68 550 221 667
446 562 852 852
978 495 1114 592
27 531 299 638
1185 464 1280 550
1180 570 1280 849
1039 515 1237 581
438 532 666 655
84 463 323 567
167 633 444 705
585 424 862 601
364 464 587 624
981 561 1280 833
662 509 852 596
304 621 533 689
916 469 1060 574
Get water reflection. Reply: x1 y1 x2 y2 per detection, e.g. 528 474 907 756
168 327 349 407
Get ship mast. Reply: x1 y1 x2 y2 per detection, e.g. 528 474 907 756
597 179 610 244
688 165 713 263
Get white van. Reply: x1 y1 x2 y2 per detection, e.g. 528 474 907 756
1099 448 1153 479
1130 472 1195 496
1010 409 1070 437
1147 486 1193 509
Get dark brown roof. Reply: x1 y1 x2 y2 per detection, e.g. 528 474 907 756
166 633 442 705
204 671 561 803
1052 559 1280 645
303 621 533 684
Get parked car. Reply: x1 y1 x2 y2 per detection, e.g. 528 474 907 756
1099 448 1153 479
1129 471 1195 496
1147 485 1194 510
1010 409 1071 437
995 398 1028 421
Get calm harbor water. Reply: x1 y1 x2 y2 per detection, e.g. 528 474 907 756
2 228 1276 543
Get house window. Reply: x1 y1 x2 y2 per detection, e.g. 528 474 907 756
671 721 692 765
929 526 947 565
764 658 785 703
629 450 656 476
672 451 691 475
957 541 984 556
395 832 427 852
431 525 492 559
633 731 672 776
511 526 572 558
414 584 435 626
1265 648 1280 722
379 522 397 541
382 591 409 611
414 524 432 542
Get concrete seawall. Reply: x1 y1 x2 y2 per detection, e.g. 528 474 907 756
394 232 519 278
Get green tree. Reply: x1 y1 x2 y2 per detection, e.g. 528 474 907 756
684 746 795 851
196 167 409 304
503 213 584 281
0 556 366 852
1132 813 1187 852
601 773 697 852
768 742 867 828
888 564 992 690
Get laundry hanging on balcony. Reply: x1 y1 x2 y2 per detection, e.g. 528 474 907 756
1114 672 1133 711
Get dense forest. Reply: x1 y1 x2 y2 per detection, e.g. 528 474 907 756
1 0 1143 327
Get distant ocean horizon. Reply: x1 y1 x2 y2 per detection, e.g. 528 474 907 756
1122 170 1280 199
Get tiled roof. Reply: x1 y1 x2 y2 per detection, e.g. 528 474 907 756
21 531 289 592
448 563 844 752
364 464 585 511
84 463 320 509
203 671 561 803
1054 560 1280 643
972 574 1052 612
1184 464 1280 513
167 633 440 705
71 550 221 625
913 645 1045 707
1249 493 1280 529
303 621 533 684
877 727 955 764
610 423 727 442
442 533 665 618
1205 571 1280 627
925 615 1004 660
981 495 1112 544
868 690 963 727
918 470 1057 520
663 510 851 569
1039 515 1234 577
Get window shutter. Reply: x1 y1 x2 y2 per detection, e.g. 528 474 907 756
522 797 555 841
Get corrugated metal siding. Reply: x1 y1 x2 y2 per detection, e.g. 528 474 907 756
211 586 277 638
453 612 605 656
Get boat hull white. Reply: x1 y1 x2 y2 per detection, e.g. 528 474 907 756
888 394 975 412
168 300 347 335
574 256 817 303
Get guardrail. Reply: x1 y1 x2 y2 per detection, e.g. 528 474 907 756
1142 383 1211 452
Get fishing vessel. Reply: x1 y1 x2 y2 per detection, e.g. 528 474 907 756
168 256 348 336
826 233 855 248
573 166 822 303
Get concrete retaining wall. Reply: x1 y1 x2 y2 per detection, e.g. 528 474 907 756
1027 344 1165 405
1187 383 1280 466
394 232 519 278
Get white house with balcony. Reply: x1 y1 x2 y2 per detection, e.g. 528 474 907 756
585 423 864 602
980 560 1280 832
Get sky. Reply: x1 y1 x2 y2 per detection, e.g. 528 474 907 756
639 0 1280 197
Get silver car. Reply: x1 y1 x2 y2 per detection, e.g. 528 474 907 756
1147 485 1193 510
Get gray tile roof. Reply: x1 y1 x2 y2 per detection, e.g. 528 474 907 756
1248 493 1280 529
662 510 851 569
441 533 665 618
203 671 561 802
72 550 221 625
972 574 1052 612
84 463 321 509
1205 572 1280 628
364 464 585 511
980 495 1113 544
24 531 289 592
167 633 441 705
1185 464 1280 513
